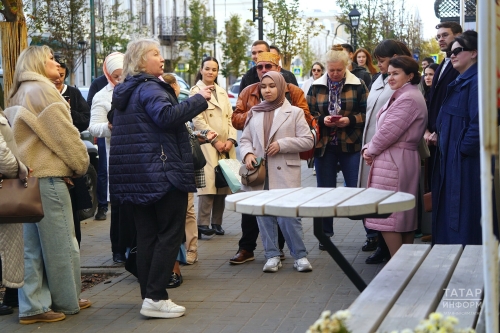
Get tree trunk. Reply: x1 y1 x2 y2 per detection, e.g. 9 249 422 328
282 54 292 71
0 20 28 107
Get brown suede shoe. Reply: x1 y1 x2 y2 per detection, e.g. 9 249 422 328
19 310 66 324
421 235 432 242
229 249 255 265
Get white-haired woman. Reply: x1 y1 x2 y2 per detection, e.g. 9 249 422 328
306 44 368 248
88 52 127 263
5 45 90 324
109 38 212 318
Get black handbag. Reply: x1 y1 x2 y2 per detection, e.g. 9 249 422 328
214 153 229 188
190 134 207 170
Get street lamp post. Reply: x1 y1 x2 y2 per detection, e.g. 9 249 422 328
348 5 361 50
78 40 87 86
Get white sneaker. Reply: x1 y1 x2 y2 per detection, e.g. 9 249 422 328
263 256 282 272
186 251 198 265
294 257 313 272
140 298 186 318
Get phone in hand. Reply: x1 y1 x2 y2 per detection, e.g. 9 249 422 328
330 115 342 122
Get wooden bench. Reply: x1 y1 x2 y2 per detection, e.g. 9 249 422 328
346 244 484 332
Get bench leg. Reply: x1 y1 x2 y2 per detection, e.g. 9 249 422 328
314 218 367 292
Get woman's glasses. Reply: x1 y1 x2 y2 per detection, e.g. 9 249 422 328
312 69 322 72
256 64 275 70
450 47 473 56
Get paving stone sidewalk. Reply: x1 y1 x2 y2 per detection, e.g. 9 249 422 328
0 164 388 333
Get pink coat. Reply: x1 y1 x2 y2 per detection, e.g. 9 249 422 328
363 84 427 232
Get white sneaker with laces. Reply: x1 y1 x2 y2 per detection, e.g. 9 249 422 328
140 298 186 318
294 257 313 272
263 256 282 272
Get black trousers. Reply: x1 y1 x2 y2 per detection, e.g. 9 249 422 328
238 214 285 252
110 204 135 255
133 189 187 300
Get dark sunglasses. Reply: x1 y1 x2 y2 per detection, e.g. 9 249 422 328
256 64 275 70
450 47 473 56
312 69 322 72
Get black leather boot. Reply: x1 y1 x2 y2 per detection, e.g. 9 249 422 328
211 224 225 235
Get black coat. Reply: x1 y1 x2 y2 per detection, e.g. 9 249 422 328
61 85 90 132
86 74 108 107
427 59 459 133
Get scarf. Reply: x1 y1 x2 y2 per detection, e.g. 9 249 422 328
103 52 124 88
248 71 286 146
326 75 345 145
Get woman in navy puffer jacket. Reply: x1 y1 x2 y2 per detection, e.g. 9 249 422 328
109 38 213 319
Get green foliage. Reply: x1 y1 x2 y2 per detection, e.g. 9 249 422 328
29 0 90 83
181 0 216 78
335 0 424 54
299 38 318 79
264 0 323 70
95 2 149 75
218 14 252 80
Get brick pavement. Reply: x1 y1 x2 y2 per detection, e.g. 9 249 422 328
0 164 389 333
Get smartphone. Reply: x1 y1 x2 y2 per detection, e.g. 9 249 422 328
330 115 342 122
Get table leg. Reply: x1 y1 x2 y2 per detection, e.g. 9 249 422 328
314 218 367 292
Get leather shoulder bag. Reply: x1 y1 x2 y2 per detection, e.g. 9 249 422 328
239 157 266 187
0 173 44 224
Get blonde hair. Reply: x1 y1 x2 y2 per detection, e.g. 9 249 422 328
324 44 349 67
122 38 161 78
8 45 53 101
161 73 177 85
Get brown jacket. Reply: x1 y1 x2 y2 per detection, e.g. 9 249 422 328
232 82 313 130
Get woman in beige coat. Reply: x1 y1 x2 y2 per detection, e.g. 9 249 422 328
5 46 90 324
240 72 314 273
190 57 237 236
0 110 29 315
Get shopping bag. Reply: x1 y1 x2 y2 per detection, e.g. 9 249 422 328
218 159 242 193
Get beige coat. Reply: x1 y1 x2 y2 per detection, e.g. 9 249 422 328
239 100 313 191
191 81 237 195
358 74 394 188
0 111 28 288
5 72 89 178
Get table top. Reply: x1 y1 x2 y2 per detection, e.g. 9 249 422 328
225 187 415 218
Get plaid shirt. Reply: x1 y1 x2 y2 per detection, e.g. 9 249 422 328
186 123 208 188
307 70 368 154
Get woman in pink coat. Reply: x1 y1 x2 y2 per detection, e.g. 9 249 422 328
362 56 427 257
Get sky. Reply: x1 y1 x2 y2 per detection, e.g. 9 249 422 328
300 0 440 39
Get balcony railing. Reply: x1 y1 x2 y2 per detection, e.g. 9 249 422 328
158 16 190 42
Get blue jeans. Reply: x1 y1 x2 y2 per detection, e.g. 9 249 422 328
314 147 376 238
256 216 307 260
18 177 81 317
97 137 108 209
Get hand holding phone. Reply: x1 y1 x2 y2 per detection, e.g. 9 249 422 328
330 115 342 122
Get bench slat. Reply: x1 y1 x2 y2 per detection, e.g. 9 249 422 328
346 244 431 333
336 188 395 217
235 188 301 215
377 192 415 215
225 191 267 211
297 187 364 217
377 245 463 332
264 187 334 217
435 245 483 329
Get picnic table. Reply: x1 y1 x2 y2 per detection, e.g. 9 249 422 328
225 186 415 292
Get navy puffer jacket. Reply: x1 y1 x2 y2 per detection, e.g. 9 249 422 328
109 73 208 205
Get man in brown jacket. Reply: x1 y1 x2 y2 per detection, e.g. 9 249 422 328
229 52 313 264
